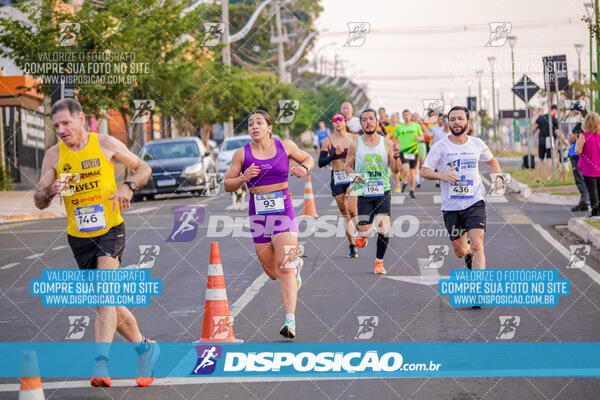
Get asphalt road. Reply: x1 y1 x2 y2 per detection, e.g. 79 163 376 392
1 162 600 399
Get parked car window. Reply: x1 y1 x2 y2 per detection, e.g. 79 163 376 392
141 141 199 160
222 137 252 151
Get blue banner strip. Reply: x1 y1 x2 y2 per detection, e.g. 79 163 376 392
1 342 600 378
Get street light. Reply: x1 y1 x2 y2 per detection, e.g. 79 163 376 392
585 2 597 111
507 35 518 143
575 43 584 83
488 56 497 138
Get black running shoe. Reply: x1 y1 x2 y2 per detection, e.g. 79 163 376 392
401 183 407 193
435 182 440 188
410 190 416 199
464 253 473 270
348 245 358 258
279 320 296 339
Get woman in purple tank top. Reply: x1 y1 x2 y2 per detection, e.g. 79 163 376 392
318 113 359 258
224 110 314 339
576 112 600 218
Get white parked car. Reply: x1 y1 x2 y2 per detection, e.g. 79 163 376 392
217 134 282 173
217 135 253 173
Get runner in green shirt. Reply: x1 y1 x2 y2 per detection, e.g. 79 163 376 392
394 110 423 198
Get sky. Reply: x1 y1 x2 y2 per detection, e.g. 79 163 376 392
311 0 591 116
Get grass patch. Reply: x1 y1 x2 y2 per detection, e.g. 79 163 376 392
585 219 600 230
504 166 575 188
492 151 528 158
550 191 579 196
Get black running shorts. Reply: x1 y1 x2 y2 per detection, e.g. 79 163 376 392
442 200 486 241
67 223 126 269
357 191 392 225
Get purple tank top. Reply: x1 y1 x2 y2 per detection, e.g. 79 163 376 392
329 143 348 160
578 132 600 177
242 139 289 188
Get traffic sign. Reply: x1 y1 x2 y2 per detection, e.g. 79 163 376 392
511 75 540 104
499 110 527 119
50 73 75 105
467 96 477 111
542 55 569 92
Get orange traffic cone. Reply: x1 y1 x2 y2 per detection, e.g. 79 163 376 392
19 351 44 400
197 242 243 343
302 175 318 218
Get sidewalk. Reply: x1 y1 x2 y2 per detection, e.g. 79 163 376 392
0 190 66 224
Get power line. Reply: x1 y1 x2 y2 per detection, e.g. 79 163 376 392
320 18 577 36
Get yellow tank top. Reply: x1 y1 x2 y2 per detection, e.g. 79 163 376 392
57 132 124 238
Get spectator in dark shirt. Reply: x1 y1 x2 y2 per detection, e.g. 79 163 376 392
534 104 559 184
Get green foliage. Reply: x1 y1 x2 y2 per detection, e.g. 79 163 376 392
0 165 12 191
0 0 337 143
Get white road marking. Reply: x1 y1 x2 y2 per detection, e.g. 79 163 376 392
329 195 405 207
292 198 304 208
532 224 600 287
0 376 399 392
52 245 68 251
0 262 19 270
391 196 406 205
385 258 448 286
225 203 248 211
25 253 44 260
230 274 270 318
433 195 508 204
125 206 159 215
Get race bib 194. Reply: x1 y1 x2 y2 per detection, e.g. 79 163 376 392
74 204 107 232
255 191 285 214
364 181 384 197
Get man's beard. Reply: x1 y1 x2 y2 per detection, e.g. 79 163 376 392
451 124 467 136
363 128 376 135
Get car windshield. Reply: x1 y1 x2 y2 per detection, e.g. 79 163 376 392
222 137 252 151
140 141 199 160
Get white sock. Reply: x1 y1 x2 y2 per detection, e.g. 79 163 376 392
375 258 383 262
285 313 295 322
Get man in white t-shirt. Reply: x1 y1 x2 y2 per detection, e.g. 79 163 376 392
341 101 361 133
430 114 451 145
422 106 502 288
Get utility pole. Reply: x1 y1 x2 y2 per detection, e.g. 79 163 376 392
488 57 497 138
274 1 286 82
219 0 273 137
333 54 338 78
508 35 518 144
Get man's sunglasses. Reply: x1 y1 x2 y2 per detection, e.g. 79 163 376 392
332 117 345 123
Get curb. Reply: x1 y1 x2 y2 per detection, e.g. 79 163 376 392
0 212 65 224
508 176 532 199
568 217 600 248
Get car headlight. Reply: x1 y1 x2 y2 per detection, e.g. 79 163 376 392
182 162 203 176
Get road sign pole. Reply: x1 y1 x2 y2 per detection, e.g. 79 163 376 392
547 61 555 182
523 78 531 165
554 61 563 183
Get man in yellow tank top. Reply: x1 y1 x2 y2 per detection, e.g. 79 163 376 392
34 99 157 388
